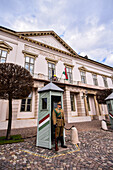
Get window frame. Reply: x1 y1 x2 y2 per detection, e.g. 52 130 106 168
24 55 35 75
42 98 47 110
103 77 108 87
111 78 113 85
80 71 86 84
66 66 73 83
92 74 98 86
48 62 56 80
0 48 8 63
107 103 112 112
20 93 32 112
70 93 76 111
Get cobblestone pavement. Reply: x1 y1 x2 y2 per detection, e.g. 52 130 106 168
0 128 113 170
0 120 102 138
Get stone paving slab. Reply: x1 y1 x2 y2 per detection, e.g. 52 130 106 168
0 130 113 169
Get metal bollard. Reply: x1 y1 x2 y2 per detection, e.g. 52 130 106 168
101 120 108 130
71 127 80 145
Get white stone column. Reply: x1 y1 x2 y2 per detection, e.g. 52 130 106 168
98 104 103 116
94 95 100 116
76 92 86 116
84 94 89 116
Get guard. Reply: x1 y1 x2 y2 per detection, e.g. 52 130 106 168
52 101 67 151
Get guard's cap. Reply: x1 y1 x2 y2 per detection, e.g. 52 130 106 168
57 101 61 105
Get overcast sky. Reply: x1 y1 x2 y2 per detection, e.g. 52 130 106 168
0 0 113 67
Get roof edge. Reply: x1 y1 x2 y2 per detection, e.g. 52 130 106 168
17 30 78 56
0 26 113 71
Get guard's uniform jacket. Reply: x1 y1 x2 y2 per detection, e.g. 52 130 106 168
52 108 65 137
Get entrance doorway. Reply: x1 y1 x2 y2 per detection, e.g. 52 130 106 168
88 95 96 116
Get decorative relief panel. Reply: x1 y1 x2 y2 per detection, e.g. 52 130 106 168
40 50 72 64
61 57 72 64
24 44 72 64
25 45 40 55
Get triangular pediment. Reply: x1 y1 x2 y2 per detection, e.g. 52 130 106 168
28 35 71 53
78 66 88 71
0 41 12 51
17 31 77 55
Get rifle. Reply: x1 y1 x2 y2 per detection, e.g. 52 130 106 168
55 126 58 151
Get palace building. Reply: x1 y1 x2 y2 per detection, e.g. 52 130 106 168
0 26 113 130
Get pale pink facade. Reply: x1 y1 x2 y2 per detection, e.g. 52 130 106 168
0 26 113 129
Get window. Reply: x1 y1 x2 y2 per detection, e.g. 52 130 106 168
92 74 98 86
66 67 72 83
81 71 86 84
0 41 12 63
108 103 112 112
42 98 47 110
0 49 7 63
25 56 35 74
20 93 32 112
112 79 113 85
48 62 55 80
86 95 90 111
70 93 75 111
103 77 108 87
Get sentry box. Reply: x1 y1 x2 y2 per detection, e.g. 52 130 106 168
105 92 113 129
36 82 64 149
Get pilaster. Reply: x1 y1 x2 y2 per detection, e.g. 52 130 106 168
63 89 71 122
84 94 89 116
76 92 86 116
98 104 103 116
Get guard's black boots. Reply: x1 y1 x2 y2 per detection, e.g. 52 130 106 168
60 136 67 148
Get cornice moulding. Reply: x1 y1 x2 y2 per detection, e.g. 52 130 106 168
45 57 58 64
22 50 38 59
78 66 112 78
0 41 13 53
64 63 74 68
0 26 113 71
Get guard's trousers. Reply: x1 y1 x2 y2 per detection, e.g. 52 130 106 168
56 126 64 138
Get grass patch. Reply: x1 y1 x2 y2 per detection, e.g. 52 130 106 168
0 134 24 145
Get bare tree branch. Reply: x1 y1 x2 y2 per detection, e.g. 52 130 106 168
96 89 113 104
